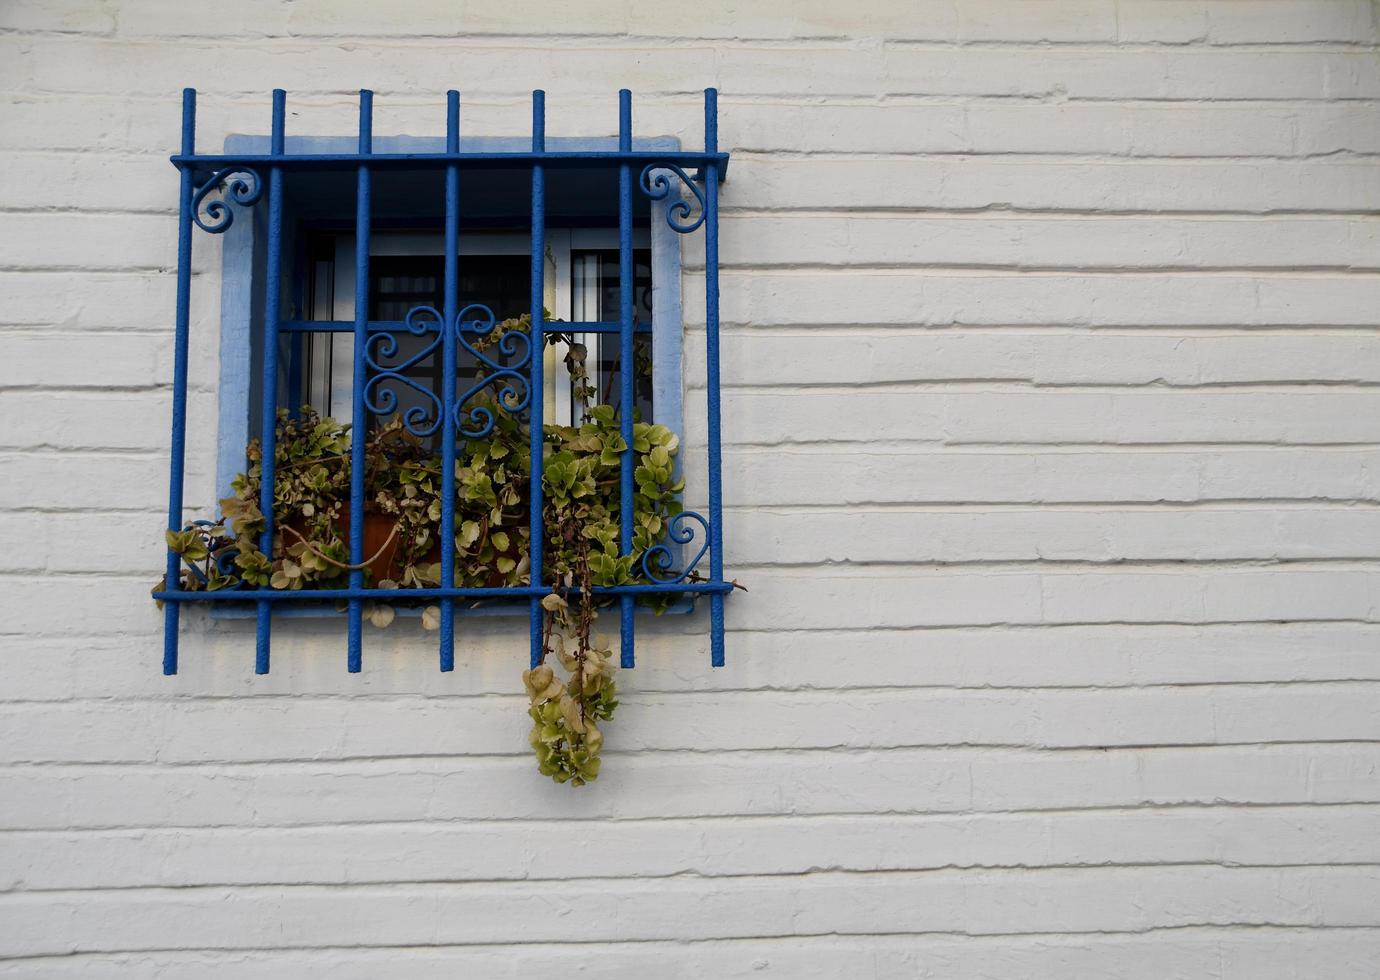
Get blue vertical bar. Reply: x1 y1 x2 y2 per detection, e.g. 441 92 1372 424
528 90 546 669
439 90 460 672
254 89 287 675
703 88 725 668
163 88 197 676
617 89 636 669
347 90 373 673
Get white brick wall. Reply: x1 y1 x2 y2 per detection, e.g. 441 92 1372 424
2 1 1380 975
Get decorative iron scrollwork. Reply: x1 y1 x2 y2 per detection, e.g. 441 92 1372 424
639 163 706 234
641 511 711 584
191 168 263 233
363 305 445 437
454 303 533 439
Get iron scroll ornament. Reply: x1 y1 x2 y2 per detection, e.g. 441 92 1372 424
362 305 445 437
453 303 533 439
640 511 711 584
191 168 263 233
639 163 707 234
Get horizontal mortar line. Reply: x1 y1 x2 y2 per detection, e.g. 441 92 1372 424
16 619 1380 644
710 439 1380 450
7 137 1378 165
7 678 1379 707
727 149 1380 162
7 740 1380 770
5 801 1378 835
717 503 1380 514
1 922 1377 963
0 447 171 458
18 501 1380 516
6 29 1379 51
14 801 1380 837
718 440 1380 454
727 499 1380 512
707 323 1380 334
7 27 1376 49
715 264 1380 279
8 204 1380 221
23 499 1380 517
5 932 1380 970
0 384 192 395
706 262 1380 275
17 261 1380 277
696 325 1380 338
0 263 175 275
724 557 1380 571
11 679 1380 704
718 207 1380 219
9 860 1380 897
9 205 1380 224
19 618 1380 644
7 860 1380 899
20 557 1380 582
695 380 1380 393
14 83 1380 108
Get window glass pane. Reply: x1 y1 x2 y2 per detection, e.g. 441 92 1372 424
570 248 653 423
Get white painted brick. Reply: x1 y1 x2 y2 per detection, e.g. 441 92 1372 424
716 215 1380 270
717 447 1380 505
1204 0 1378 44
0 452 208 511
0 332 176 390
3 866 1379 956
4 682 1378 765
733 506 1380 564
5 931 1380 980
738 155 1380 213
6 805 1379 892
699 270 1380 328
6 743 1377 832
5 622 1380 703
694 331 1380 386
691 389 1380 445
0 0 116 34
0 214 174 271
0 390 223 451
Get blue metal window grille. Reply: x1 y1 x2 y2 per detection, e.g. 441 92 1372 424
156 87 731 676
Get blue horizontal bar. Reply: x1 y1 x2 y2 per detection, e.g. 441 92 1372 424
279 320 652 335
155 582 734 602
172 150 730 179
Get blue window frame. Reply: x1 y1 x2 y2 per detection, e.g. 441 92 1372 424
157 89 730 676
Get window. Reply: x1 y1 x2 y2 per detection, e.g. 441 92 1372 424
159 89 728 675
214 138 684 517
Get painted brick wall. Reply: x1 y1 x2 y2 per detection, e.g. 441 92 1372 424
3 1 1380 976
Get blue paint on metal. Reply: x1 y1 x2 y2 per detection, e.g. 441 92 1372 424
640 163 708 234
347 90 373 674
278 320 653 335
640 510 711 584
171 90 730 673
703 89 726 668
528 90 546 670
156 581 734 602
254 89 287 675
190 169 262 233
617 89 636 669
174 150 729 178
163 88 197 676
440 90 460 672
454 303 532 438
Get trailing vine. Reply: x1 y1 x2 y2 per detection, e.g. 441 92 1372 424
159 317 700 785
